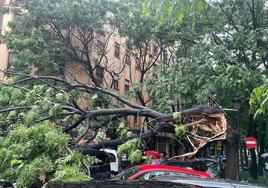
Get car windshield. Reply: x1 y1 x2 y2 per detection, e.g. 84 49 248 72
112 167 141 180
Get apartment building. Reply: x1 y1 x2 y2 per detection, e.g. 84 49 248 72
0 0 14 79
0 0 174 157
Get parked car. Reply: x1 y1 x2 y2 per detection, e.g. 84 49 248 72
100 148 119 175
112 165 210 180
75 148 111 179
151 175 265 188
162 158 220 177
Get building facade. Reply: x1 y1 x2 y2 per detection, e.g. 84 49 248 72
0 0 174 157
0 0 14 80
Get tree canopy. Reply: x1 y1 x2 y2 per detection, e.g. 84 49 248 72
0 0 268 185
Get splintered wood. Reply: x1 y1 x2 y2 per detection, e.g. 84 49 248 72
172 113 227 158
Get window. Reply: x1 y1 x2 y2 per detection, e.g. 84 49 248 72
134 116 138 124
137 171 196 180
137 171 167 180
153 44 158 55
135 56 140 70
107 153 116 163
113 74 119 90
113 79 119 90
125 79 130 92
114 168 141 180
95 65 104 83
7 52 17 71
163 51 168 62
125 51 131 65
152 65 158 79
97 39 105 49
114 42 120 59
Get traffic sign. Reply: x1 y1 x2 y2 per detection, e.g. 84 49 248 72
245 136 257 149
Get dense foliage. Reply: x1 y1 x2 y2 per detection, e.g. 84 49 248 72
0 123 97 187
0 0 268 184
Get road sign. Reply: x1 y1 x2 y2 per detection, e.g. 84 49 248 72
245 136 257 149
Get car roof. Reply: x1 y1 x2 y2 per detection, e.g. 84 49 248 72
136 165 210 177
152 175 264 188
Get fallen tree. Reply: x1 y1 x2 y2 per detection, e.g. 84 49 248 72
0 70 228 187
0 70 227 157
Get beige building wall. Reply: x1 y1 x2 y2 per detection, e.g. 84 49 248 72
0 2 156 131
0 0 13 80
64 28 147 130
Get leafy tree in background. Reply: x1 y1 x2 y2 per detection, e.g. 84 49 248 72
144 0 268 180
3 0 118 87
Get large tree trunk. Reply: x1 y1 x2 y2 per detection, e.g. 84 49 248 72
258 122 265 176
250 148 258 179
225 126 239 180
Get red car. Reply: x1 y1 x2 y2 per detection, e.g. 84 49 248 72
113 165 210 180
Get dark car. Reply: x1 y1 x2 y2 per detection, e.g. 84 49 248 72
151 175 265 188
162 158 220 177
74 148 111 180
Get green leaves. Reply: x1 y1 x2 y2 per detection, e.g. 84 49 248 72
56 93 70 103
24 110 39 125
117 139 142 164
250 86 268 118
173 112 181 120
7 111 17 120
116 122 132 139
51 166 90 183
176 11 184 22
56 152 100 170
0 123 73 187
128 150 142 164
175 125 187 138
117 138 141 154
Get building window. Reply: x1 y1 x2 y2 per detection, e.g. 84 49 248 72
114 42 120 59
125 51 131 65
96 40 105 55
7 52 17 71
163 51 168 62
113 74 119 90
97 39 105 48
113 80 119 90
135 56 140 70
134 116 138 124
95 65 104 83
153 44 158 55
152 65 158 79
125 79 130 92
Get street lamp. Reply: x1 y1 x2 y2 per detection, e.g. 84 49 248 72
232 97 244 180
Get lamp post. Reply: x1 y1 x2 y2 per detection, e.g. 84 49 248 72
233 97 244 180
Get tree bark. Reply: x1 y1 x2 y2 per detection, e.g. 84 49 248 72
258 122 265 176
250 148 258 179
225 126 239 180
86 123 175 149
